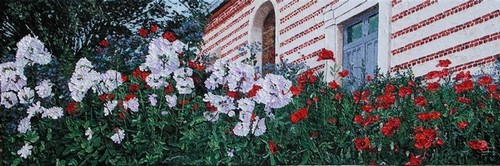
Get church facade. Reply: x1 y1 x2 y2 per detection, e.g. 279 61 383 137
201 0 499 82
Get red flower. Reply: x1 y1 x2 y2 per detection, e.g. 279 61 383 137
150 24 159 33
66 102 79 115
361 105 374 113
227 91 240 99
486 84 497 93
298 70 317 84
335 93 343 101
99 39 109 48
162 31 177 42
98 93 116 102
118 112 125 120
328 117 337 124
188 60 204 71
138 28 148 38
124 94 137 101
375 93 395 109
129 84 140 92
363 115 380 127
338 70 349 77
381 117 401 137
429 111 441 119
417 113 431 122
191 104 199 111
310 131 318 139
317 48 335 61
366 75 372 82
435 137 445 146
449 108 458 115
205 102 217 112
354 114 364 125
468 140 488 151
354 90 370 104
426 82 440 91
132 68 150 82
354 137 370 151
165 84 174 94
414 96 428 107
414 133 432 149
121 74 128 83
290 108 308 123
247 85 262 98
424 69 448 80
454 79 473 93
477 75 492 86
290 85 303 97
178 99 189 106
408 81 417 87
328 80 340 90
436 59 451 67
457 121 468 129
406 153 422 166
398 86 413 97
457 96 471 104
385 84 395 93
453 71 471 81
268 140 277 155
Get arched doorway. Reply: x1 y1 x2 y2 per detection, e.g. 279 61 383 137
249 1 276 74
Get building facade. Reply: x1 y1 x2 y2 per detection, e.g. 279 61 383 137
201 0 499 83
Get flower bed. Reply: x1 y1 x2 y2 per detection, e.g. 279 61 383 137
1 29 499 165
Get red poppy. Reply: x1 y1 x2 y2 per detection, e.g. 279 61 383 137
417 113 431 122
385 84 395 93
132 68 149 82
178 99 189 106
453 71 472 81
426 82 440 91
366 75 372 82
118 112 125 120
124 94 137 101
129 84 140 92
381 117 401 137
363 115 380 127
436 59 451 67
98 93 116 102
226 91 240 99
99 39 109 48
354 137 370 151
162 31 177 42
414 96 428 107
66 102 79 115
375 93 395 109
247 85 262 98
205 102 217 112
486 84 497 93
165 84 174 94
290 108 308 123
290 85 303 97
121 74 128 83
428 111 440 119
361 105 374 113
188 60 204 71
408 81 417 87
338 70 349 77
457 97 471 104
398 86 413 97
335 93 343 101
328 117 337 124
150 24 159 33
454 79 474 93
449 108 458 115
317 48 335 61
406 153 422 166
298 70 317 84
477 75 492 86
138 28 148 38
468 140 488 151
269 140 277 155
457 121 468 129
435 138 445 146
424 69 448 80
354 114 364 125
328 80 340 90
354 90 370 104
414 133 432 149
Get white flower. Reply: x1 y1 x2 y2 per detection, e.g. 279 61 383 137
203 111 220 122
0 62 26 93
165 95 177 108
1 91 18 108
203 92 235 115
173 67 194 94
17 117 31 134
253 74 293 109
251 116 266 136
145 37 181 76
93 70 123 94
233 121 250 136
27 101 43 118
204 58 230 90
148 94 158 106
123 97 139 112
227 149 235 158
111 128 125 144
227 61 255 93
103 100 118 116
17 143 33 159
146 74 168 89
68 58 100 102
85 128 93 140
15 35 52 66
41 107 63 119
17 87 34 104
35 80 53 98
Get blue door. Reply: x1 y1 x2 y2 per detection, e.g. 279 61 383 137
342 8 378 91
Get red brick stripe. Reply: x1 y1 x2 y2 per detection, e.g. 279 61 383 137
204 21 249 53
205 0 253 35
280 21 324 47
392 0 402 7
280 34 325 57
392 10 500 56
391 0 438 22
280 0 317 24
222 31 248 50
279 0 299 12
390 32 500 72
221 42 248 58
205 8 254 42
292 49 322 65
280 0 338 35
391 0 483 39
448 54 499 73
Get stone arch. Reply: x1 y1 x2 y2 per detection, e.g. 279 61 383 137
249 0 278 69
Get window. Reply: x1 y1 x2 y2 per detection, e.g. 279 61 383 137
262 9 276 74
342 7 378 91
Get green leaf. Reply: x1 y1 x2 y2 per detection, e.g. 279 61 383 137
10 158 20 166
300 151 311 165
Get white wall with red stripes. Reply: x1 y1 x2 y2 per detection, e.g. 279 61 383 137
201 0 499 80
